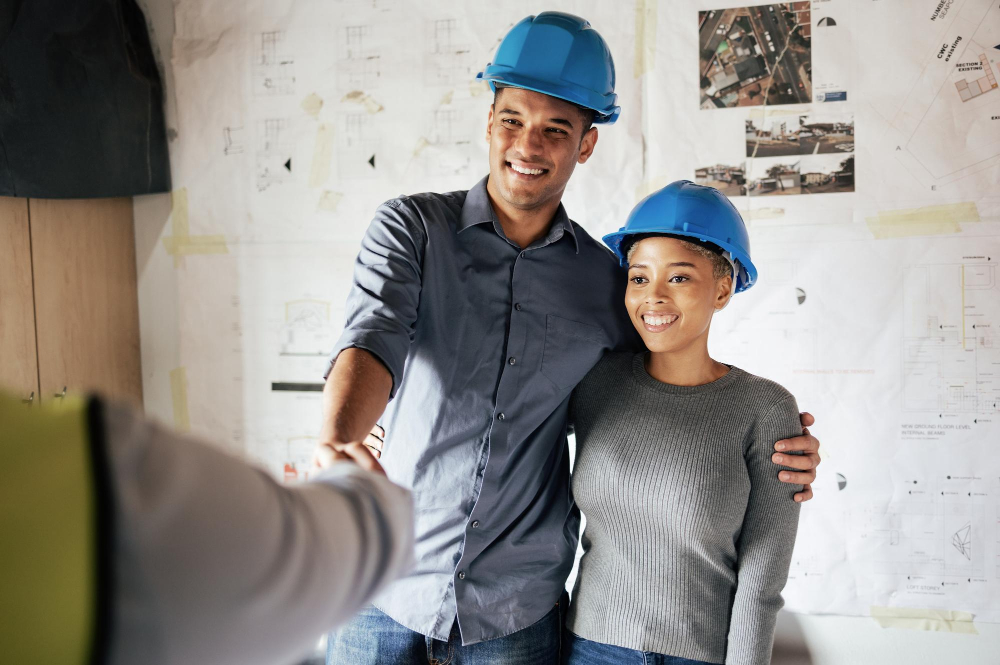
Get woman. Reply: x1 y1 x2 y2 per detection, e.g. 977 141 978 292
564 181 802 665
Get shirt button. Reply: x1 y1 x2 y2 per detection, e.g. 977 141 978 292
458 571 466 580
514 303 522 311
471 520 480 528
520 251 526 258
508 357 516 365
497 412 505 421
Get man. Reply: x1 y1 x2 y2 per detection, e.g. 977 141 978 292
317 12 821 665
0 391 413 665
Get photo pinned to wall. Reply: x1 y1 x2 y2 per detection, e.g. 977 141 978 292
798 111 854 155
746 111 854 157
745 113 801 157
746 156 800 196
799 154 854 194
699 3 812 109
740 109 854 195
695 163 746 197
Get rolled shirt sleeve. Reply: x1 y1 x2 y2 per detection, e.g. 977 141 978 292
100 400 415 665
325 199 426 398
725 395 803 665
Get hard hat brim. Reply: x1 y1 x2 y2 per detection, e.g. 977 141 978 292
603 228 758 293
477 71 620 125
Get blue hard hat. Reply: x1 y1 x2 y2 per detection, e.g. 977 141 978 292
477 12 620 124
603 181 758 292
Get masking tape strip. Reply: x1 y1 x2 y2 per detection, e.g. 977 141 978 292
169 366 190 432
162 188 228 266
341 90 384 114
635 0 657 78
865 202 980 239
318 190 344 212
743 207 784 220
870 606 978 634
301 92 323 117
309 124 334 188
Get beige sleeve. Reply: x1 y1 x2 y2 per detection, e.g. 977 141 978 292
99 401 413 665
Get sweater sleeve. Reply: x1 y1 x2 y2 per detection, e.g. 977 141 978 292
725 394 802 665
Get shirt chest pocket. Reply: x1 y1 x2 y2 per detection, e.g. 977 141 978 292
540 314 608 391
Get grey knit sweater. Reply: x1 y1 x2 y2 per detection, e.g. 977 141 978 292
566 352 802 665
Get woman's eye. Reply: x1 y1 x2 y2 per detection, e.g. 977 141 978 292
669 275 689 283
630 276 647 284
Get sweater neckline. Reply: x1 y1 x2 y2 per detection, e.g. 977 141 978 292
631 352 742 395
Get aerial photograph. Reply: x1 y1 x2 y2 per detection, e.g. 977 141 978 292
699 3 812 109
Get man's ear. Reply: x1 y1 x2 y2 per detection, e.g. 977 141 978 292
486 105 494 142
715 275 734 311
578 127 598 164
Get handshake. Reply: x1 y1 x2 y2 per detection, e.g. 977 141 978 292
312 423 386 475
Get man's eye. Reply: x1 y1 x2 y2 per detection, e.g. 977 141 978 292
669 275 689 283
547 127 567 134
502 118 520 126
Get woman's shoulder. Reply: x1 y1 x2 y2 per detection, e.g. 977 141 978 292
727 368 798 416
575 352 635 399
587 351 635 381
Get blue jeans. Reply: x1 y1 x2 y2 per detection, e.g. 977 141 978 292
562 630 720 665
327 595 565 665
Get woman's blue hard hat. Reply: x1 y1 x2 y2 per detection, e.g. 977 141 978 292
603 181 758 292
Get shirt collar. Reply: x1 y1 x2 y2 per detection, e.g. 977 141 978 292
459 175 580 254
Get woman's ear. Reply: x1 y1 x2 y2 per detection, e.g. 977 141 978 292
715 275 734 312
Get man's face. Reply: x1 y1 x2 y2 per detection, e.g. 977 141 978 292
625 237 732 355
486 87 597 212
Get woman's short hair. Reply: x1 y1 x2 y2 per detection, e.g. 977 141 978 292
624 234 733 281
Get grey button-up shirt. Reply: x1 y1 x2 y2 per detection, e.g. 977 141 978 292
326 176 636 644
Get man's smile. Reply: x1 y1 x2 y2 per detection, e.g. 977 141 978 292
506 159 549 179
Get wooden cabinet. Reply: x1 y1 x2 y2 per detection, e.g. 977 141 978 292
0 196 142 407
0 197 39 403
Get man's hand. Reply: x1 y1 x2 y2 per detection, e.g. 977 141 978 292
312 437 385 476
773 412 819 503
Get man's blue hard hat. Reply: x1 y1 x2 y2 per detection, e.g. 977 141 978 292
476 12 620 124
603 181 758 293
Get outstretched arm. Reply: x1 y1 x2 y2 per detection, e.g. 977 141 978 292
101 400 414 665
313 199 425 469
314 347 393 467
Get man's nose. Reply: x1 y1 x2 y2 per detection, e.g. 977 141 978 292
513 126 544 159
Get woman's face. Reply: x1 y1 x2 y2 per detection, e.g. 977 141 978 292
625 237 732 355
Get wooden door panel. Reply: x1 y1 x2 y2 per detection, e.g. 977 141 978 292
29 198 142 405
0 196 40 402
